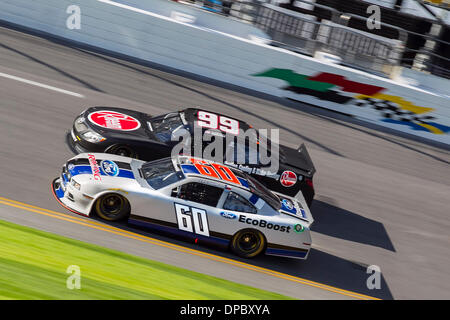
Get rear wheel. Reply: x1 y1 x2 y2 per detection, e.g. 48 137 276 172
94 193 130 221
231 229 265 258
107 145 137 158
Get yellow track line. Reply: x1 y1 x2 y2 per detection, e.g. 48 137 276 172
0 196 380 300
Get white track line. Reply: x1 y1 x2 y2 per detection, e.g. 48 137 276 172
0 72 84 98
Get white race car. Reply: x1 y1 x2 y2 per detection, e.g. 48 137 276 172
52 154 314 259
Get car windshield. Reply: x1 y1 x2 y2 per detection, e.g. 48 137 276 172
140 158 184 189
151 112 185 143
244 173 281 210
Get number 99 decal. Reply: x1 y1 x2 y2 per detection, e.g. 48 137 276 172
175 203 210 237
197 111 239 135
190 158 241 185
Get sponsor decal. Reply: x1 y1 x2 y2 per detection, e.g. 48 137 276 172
280 197 298 215
225 163 280 179
100 160 119 177
88 110 141 131
253 69 450 135
280 170 297 187
67 163 75 171
281 199 294 210
294 224 305 233
220 211 237 219
239 215 291 233
87 154 101 181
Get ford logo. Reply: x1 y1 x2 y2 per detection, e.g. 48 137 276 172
220 212 237 219
100 160 119 177
282 199 294 210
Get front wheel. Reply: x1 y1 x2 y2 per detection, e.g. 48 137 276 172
230 229 266 258
94 193 130 221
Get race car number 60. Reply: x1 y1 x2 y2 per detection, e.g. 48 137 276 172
175 203 210 237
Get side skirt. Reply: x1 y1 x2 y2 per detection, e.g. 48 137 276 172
128 215 231 250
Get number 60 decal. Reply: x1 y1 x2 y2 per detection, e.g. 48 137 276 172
197 111 239 135
175 203 210 237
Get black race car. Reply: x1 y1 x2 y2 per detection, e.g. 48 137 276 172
67 107 316 206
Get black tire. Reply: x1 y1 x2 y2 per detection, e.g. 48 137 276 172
230 229 266 258
94 193 130 221
106 145 137 158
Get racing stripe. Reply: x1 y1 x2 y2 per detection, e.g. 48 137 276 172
237 177 249 188
180 164 200 174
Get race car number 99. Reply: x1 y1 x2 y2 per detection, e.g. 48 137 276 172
197 111 239 135
175 203 210 237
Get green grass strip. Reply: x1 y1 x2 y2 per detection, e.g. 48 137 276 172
0 219 292 300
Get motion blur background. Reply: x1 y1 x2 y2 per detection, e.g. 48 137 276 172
177 0 450 79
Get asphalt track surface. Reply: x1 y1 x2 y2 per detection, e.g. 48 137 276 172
0 25 449 300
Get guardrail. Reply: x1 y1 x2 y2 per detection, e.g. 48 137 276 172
176 0 407 76
178 0 450 79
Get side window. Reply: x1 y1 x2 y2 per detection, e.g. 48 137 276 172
223 192 257 214
173 182 223 207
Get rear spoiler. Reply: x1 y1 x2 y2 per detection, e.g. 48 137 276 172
297 143 316 176
280 143 316 177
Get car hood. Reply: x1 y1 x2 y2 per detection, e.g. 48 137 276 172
65 153 144 184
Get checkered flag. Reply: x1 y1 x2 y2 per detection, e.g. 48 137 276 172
354 98 435 123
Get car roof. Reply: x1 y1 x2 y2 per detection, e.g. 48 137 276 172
173 155 283 211
175 155 251 191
